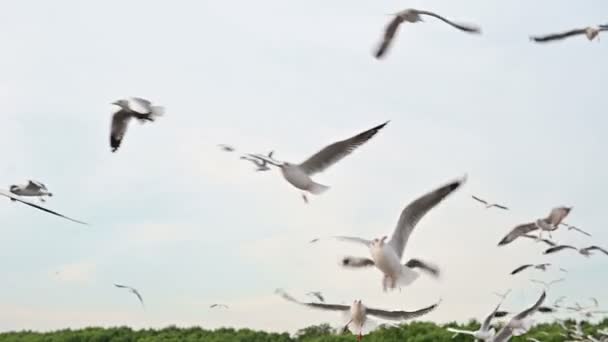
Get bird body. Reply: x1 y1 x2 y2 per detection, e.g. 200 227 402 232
110 97 164 152
531 26 608 43
114 283 144 307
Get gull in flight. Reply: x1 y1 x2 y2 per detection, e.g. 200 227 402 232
510 263 551 275
240 151 274 172
110 97 164 152
218 144 235 152
315 175 466 291
306 291 325 303
0 189 88 225
471 195 508 210
530 278 564 289
210 304 229 309
493 289 512 301
250 122 389 203
489 291 546 342
497 206 572 246
114 283 144 307
9 180 53 202
447 302 504 341
374 9 481 59
544 245 608 257
530 24 608 43
275 289 440 341
559 223 592 237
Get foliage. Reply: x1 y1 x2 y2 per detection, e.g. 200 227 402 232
0 319 606 341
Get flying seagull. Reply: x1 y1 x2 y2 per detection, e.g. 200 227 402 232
498 206 572 246
110 97 164 152
306 291 325 303
0 189 88 225
530 25 608 43
316 175 466 291
9 180 53 202
471 195 508 210
275 289 439 341
240 151 274 172
530 278 564 289
543 245 578 255
374 9 481 59
510 263 551 275
114 283 144 307
493 289 512 301
560 223 592 237
210 304 229 309
218 144 235 152
545 245 608 257
249 122 389 203
490 291 546 342
447 302 503 341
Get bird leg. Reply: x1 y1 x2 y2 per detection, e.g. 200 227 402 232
382 275 389 292
357 332 362 341
301 193 309 204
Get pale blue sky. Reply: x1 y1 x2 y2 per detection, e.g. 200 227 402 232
0 0 607 333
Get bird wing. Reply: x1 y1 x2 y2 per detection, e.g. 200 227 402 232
498 223 538 246
132 289 145 306
546 207 571 226
544 245 578 255
514 291 546 319
374 15 403 59
275 289 349 312
492 204 509 210
416 10 481 33
530 28 587 42
333 236 372 247
481 302 503 331
388 175 466 259
494 292 546 342
582 246 608 255
537 306 555 313
26 180 45 191
129 97 154 114
510 264 533 275
110 109 132 151
341 256 375 268
0 190 88 225
569 226 592 237
471 195 488 205
297 121 388 175
114 283 129 289
404 258 440 278
446 328 476 336
493 310 510 318
366 300 440 321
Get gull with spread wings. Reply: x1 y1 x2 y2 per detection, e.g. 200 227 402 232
0 189 87 225
110 97 164 153
498 206 572 246
530 24 608 43
249 122 388 203
374 9 481 59
447 301 504 341
210 304 229 309
510 263 551 275
544 245 608 257
114 283 144 307
530 278 564 289
312 175 466 291
275 289 440 341
489 291 546 342
9 180 53 203
471 195 508 210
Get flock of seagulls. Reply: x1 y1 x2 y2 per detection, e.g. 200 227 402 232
3 3 606 342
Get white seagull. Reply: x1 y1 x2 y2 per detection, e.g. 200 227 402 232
210 304 229 309
544 245 608 257
114 283 144 307
9 180 53 202
374 9 481 59
471 195 508 210
275 289 440 341
530 278 564 289
317 175 466 291
489 291 546 342
510 263 551 275
110 97 164 152
240 151 274 172
0 189 88 225
498 206 572 246
530 25 608 43
447 302 503 341
251 122 389 203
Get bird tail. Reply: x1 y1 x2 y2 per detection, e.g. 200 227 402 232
396 265 420 287
150 105 165 118
309 182 330 195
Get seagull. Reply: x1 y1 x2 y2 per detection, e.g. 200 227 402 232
0 189 88 225
510 263 551 275
446 302 503 341
471 195 508 210
110 97 164 152
560 223 592 237
497 206 572 246
530 25 608 43
543 244 579 255
275 289 440 341
209 304 229 309
530 278 564 289
9 180 53 202
317 175 466 291
113 283 144 307
218 144 235 152
493 289 512 301
374 9 481 59
240 151 274 172
250 122 389 203
545 245 608 257
306 291 325 303
490 291 546 342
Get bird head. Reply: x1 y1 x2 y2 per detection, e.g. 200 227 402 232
8 185 18 193
112 99 129 109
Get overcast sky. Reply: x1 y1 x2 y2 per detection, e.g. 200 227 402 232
0 0 607 334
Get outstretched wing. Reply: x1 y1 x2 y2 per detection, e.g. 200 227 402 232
530 29 587 42
498 223 538 246
471 195 488 205
544 245 578 255
404 258 440 278
569 226 592 237
494 292 546 342
275 289 349 312
491 204 509 210
388 176 466 259
132 289 145 306
341 256 375 268
298 121 389 175
582 246 608 255
366 300 440 321
374 16 403 59
110 109 132 152
416 10 481 33
0 190 88 225
514 291 546 319
510 264 533 275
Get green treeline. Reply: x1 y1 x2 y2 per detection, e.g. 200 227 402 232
0 319 606 341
